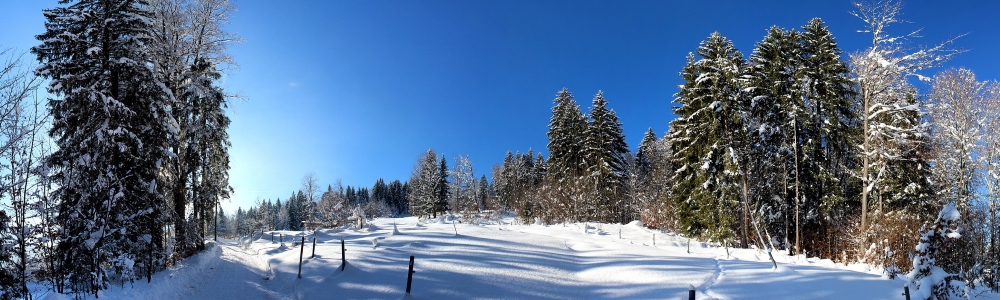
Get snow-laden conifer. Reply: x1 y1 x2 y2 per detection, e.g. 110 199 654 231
905 202 968 300
33 0 174 294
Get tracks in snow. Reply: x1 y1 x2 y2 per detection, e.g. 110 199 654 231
697 257 726 300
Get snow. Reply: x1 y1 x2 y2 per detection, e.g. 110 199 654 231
86 217 999 299
938 202 960 222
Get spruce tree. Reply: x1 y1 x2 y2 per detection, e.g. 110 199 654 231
748 25 808 253
636 128 658 180
583 91 630 223
478 174 489 211
408 149 440 218
668 32 749 243
34 0 172 294
546 88 587 180
436 157 450 216
798 18 860 250
287 191 300 231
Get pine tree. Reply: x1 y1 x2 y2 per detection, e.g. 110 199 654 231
668 32 749 243
33 0 173 294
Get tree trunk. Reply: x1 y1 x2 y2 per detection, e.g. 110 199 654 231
794 119 802 256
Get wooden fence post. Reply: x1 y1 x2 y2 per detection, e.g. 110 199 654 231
406 255 415 294
298 236 305 278
903 286 910 300
341 237 346 271
312 237 317 258
688 287 695 300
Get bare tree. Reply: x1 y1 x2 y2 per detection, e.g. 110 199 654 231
974 78 1000 268
850 0 963 230
928 68 987 209
0 48 45 298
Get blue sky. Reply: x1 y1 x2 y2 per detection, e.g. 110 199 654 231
1 0 998 213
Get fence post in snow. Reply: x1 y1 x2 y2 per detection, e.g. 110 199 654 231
298 236 305 278
688 287 695 300
341 237 346 271
280 233 283 243
903 286 910 300
312 237 317 258
271 232 274 243
406 255 416 294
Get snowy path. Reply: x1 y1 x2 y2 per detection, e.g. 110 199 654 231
99 239 293 300
183 242 292 300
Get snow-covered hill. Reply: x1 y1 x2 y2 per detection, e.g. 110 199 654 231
77 217 999 299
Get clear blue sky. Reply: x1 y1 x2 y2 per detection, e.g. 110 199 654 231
1 0 998 213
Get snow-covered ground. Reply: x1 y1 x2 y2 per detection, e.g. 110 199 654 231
72 217 999 299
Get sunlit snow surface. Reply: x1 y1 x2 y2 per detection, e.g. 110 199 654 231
73 216 1000 300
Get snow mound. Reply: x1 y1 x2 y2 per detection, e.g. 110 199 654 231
938 202 960 221
42 293 68 300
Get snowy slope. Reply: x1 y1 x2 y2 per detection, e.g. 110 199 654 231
89 217 999 299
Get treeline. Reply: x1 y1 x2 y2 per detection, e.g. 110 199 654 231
0 0 238 298
234 175 411 237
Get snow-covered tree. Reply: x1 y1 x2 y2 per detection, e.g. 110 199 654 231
0 47 48 299
387 179 407 216
477 175 489 212
449 155 475 216
905 202 968 300
318 182 346 226
978 80 1000 265
928 68 987 211
850 0 962 230
147 0 238 259
668 32 749 243
583 91 630 223
746 25 804 252
409 149 443 218
34 0 175 294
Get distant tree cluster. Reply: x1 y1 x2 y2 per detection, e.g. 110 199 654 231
235 174 410 236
